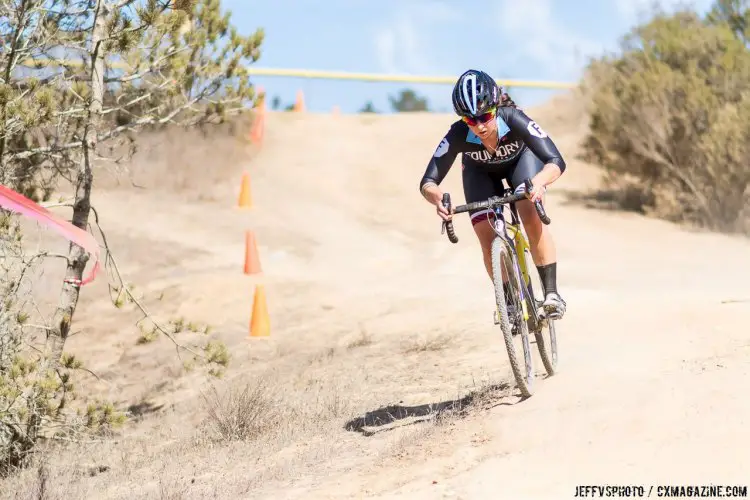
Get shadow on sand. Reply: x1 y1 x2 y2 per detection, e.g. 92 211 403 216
343 382 517 436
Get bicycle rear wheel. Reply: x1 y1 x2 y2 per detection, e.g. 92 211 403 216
491 236 535 398
522 247 558 377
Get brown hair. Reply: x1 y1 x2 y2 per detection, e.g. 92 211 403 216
499 91 517 108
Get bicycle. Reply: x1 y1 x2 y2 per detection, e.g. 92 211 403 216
440 178 558 398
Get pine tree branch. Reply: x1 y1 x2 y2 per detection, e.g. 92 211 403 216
103 47 191 83
114 0 163 10
7 140 84 161
87 204 209 362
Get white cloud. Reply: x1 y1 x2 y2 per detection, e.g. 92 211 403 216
491 0 605 82
373 1 460 74
374 17 422 73
614 0 715 25
614 0 657 22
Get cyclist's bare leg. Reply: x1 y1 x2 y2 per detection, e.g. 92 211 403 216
472 219 506 282
516 194 566 319
516 197 555 265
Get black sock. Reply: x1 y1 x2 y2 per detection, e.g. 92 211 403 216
536 263 558 296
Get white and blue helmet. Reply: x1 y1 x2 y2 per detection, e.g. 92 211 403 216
451 69 500 118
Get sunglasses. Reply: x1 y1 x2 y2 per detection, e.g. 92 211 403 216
461 107 496 126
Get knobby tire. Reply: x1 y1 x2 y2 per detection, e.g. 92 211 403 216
522 247 558 377
491 236 534 398
535 313 558 377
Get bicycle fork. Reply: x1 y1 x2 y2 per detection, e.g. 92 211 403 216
492 208 544 333
491 207 530 328
514 230 547 333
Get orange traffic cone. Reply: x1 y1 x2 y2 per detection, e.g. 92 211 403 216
244 230 262 274
255 85 266 110
249 284 270 337
250 111 265 145
293 90 305 112
238 172 252 208
250 86 265 145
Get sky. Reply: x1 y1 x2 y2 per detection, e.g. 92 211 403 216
221 0 716 114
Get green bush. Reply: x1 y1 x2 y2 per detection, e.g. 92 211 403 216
581 9 750 233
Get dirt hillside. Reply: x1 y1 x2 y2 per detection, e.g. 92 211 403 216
3 92 750 499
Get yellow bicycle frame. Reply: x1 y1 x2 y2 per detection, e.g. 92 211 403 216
503 221 533 322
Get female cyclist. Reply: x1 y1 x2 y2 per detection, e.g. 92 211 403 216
419 69 567 320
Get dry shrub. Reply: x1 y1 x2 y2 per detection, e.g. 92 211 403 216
402 332 453 354
198 371 351 446
346 325 373 349
0 446 105 500
199 380 281 443
581 9 750 234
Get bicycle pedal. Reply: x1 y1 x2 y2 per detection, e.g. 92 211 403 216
539 305 561 321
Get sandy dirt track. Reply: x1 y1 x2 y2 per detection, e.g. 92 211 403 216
5 94 750 499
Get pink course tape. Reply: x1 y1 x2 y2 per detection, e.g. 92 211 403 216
0 184 100 286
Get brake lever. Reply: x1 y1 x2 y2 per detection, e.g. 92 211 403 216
441 193 459 243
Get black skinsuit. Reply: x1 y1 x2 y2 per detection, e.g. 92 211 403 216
419 106 567 225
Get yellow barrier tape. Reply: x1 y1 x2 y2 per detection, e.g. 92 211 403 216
245 67 577 89
17 58 576 90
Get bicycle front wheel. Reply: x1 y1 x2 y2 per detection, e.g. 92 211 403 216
491 236 535 398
